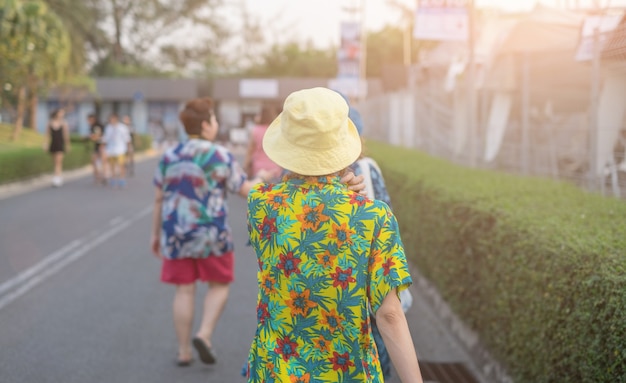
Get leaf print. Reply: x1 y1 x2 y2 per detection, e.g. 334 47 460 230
246 176 413 382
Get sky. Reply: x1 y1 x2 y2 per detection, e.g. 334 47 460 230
242 0 626 48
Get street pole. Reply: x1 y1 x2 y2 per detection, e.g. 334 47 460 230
589 27 601 191
360 0 367 102
521 52 530 175
467 0 477 166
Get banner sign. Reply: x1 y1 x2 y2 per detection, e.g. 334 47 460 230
338 22 361 78
335 21 365 98
413 0 469 41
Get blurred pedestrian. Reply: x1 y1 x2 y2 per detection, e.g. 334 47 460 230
150 97 268 367
246 88 423 383
102 114 130 188
243 103 282 181
45 108 70 187
87 114 106 184
343 94 415 381
122 115 135 177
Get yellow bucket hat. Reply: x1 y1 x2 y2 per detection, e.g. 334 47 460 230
263 87 362 176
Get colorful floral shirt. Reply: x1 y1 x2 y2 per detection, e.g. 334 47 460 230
246 175 412 383
153 139 246 259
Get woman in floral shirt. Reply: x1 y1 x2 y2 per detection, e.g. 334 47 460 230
246 88 423 382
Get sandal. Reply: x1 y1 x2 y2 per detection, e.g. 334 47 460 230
192 337 217 364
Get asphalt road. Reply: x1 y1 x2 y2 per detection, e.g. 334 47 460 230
0 153 480 383
0 158 259 383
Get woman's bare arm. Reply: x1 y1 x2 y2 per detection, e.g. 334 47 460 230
375 289 424 383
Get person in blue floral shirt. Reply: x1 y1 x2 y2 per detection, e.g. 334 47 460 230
151 98 267 366
246 88 424 382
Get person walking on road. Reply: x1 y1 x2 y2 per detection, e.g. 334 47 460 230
243 103 282 182
87 114 106 185
45 108 71 187
344 94 415 381
245 87 424 383
102 114 130 189
150 98 269 367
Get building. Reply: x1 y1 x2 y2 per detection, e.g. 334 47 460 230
40 78 198 145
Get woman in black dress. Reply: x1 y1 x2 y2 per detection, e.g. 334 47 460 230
46 108 70 187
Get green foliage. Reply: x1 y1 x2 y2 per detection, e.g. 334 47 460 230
90 56 178 78
0 0 71 110
367 141 626 383
241 41 338 78
41 0 106 73
0 143 90 184
89 0 227 75
0 126 152 184
0 122 44 149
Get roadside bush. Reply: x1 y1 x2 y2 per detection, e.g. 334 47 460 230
0 134 152 185
367 141 626 383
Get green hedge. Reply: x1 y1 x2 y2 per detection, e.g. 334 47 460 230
0 134 152 185
367 141 626 383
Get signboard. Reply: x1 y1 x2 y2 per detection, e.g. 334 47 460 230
239 79 279 98
414 0 468 42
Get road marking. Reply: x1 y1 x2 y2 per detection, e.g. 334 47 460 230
0 206 152 311
0 240 83 297
109 216 125 226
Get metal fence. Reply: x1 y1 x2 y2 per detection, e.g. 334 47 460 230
357 53 626 198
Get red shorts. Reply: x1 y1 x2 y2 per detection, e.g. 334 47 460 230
161 252 234 285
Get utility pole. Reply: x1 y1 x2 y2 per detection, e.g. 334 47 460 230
360 0 367 101
467 0 477 166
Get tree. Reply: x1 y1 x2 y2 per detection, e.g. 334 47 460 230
241 41 337 78
89 0 228 76
0 0 71 139
41 0 107 73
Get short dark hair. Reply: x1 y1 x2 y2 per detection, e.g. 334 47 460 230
87 113 96 119
179 98 214 135
258 103 281 125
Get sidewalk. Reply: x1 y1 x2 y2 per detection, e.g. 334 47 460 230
401 264 512 383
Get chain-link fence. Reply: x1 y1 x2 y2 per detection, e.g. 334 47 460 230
358 42 626 198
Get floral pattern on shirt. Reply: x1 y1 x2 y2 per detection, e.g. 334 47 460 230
246 175 412 383
153 139 246 259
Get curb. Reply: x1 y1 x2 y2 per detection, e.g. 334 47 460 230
409 264 514 383
0 149 160 201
